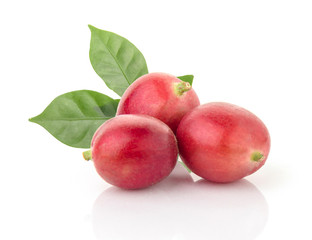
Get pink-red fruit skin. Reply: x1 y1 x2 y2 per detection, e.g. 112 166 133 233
117 72 200 133
91 114 178 189
176 102 271 183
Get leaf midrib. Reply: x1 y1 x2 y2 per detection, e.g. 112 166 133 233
30 117 111 122
103 35 131 86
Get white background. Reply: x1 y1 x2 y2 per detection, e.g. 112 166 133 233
1 0 311 239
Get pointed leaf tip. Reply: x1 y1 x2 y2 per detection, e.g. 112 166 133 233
89 26 148 96
88 24 95 31
29 90 119 148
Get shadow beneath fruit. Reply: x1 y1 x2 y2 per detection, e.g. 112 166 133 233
247 163 292 190
91 164 269 240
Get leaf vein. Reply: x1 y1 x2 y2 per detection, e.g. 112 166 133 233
34 117 111 122
105 35 131 85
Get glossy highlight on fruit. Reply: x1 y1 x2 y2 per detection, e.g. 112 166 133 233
90 114 178 189
117 72 200 133
177 102 271 183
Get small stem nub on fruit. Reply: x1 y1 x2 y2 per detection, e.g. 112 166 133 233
83 149 92 161
174 81 192 96
251 151 264 162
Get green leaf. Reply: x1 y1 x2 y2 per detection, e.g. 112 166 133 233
29 90 119 149
89 25 148 96
177 75 194 86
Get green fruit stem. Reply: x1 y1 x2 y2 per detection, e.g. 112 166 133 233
174 81 192 96
179 161 192 173
251 151 264 162
83 149 92 161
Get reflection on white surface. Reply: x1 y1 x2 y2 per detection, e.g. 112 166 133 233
92 164 268 240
